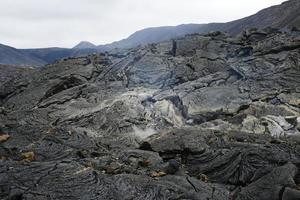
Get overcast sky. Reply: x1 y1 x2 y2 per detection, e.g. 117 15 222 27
0 0 286 49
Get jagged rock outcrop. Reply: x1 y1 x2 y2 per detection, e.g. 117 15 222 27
0 29 300 199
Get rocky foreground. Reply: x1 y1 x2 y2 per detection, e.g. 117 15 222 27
0 29 300 200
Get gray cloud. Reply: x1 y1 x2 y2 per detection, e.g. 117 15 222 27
0 0 286 48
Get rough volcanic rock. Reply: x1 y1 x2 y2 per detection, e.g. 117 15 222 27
0 30 300 199
0 65 36 86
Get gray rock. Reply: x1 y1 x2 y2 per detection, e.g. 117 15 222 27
0 30 300 199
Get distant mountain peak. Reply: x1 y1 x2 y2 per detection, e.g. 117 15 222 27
73 41 96 49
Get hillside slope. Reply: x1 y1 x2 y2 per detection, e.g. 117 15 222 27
0 44 46 66
20 47 106 64
200 0 300 35
98 24 205 49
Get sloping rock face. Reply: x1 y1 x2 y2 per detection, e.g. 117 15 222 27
0 29 300 200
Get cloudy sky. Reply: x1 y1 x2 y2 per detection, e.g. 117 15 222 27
0 0 286 48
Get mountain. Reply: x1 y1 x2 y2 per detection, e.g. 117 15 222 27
1 29 300 199
98 24 205 49
1 0 299 67
0 44 104 67
97 0 300 49
20 48 73 64
73 41 97 49
20 47 105 64
0 43 46 66
198 0 300 35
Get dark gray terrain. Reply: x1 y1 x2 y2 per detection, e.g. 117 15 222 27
0 27 300 199
0 65 35 84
